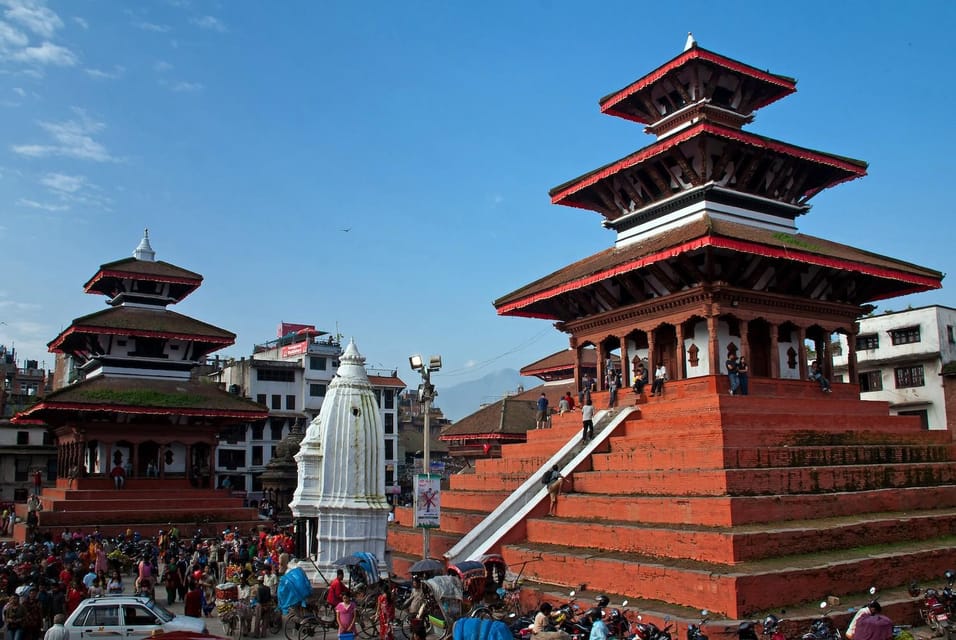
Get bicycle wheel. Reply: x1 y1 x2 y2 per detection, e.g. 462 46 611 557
298 616 325 640
355 607 378 640
269 609 284 635
285 613 302 640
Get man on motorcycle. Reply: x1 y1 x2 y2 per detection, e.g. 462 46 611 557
853 603 892 640
589 608 609 640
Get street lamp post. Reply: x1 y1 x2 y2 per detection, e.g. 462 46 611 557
410 353 441 560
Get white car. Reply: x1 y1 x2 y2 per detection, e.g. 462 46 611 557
64 595 207 639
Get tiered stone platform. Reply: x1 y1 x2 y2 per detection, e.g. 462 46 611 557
387 376 956 620
13 477 261 542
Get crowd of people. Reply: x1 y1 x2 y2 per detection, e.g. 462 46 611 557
0 524 295 640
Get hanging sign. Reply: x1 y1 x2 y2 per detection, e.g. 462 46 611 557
413 473 441 528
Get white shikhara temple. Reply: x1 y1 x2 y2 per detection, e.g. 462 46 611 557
290 340 390 579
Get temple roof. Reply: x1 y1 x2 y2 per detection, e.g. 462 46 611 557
368 375 407 388
549 122 867 217
84 257 203 300
520 348 599 378
495 214 943 319
439 396 538 440
49 306 235 353
598 46 797 126
13 375 269 424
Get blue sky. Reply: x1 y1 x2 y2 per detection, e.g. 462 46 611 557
1 1 954 390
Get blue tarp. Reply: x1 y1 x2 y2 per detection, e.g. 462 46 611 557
278 567 313 614
453 618 513 640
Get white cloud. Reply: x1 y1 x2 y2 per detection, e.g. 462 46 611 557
10 40 77 66
134 21 170 33
0 298 41 311
72 16 87 29
84 65 123 79
12 108 117 162
40 172 85 193
12 86 24 96
168 80 202 92
153 60 172 72
18 197 68 211
0 18 28 48
190 15 226 32
1 0 63 39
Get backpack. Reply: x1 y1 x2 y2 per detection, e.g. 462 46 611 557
540 473 550 485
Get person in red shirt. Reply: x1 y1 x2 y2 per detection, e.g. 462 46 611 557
564 391 576 411
183 581 203 618
326 569 350 607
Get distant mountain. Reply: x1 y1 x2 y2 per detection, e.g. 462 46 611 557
434 369 540 422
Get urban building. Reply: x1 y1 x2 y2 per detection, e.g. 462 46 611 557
208 323 406 496
1 346 58 504
833 305 956 429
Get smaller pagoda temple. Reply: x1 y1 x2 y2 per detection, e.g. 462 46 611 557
13 231 268 539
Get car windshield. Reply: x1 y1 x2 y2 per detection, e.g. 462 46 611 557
145 600 174 622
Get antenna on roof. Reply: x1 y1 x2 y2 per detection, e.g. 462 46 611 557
684 32 697 51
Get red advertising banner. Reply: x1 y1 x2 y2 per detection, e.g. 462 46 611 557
281 342 308 358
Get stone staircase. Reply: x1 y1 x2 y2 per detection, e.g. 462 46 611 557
13 478 261 541
387 375 956 620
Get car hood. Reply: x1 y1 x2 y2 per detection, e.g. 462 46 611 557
163 616 207 634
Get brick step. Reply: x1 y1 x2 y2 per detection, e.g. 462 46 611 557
34 506 259 527
440 490 510 512
592 443 956 472
386 524 460 559
501 538 956 619
15 518 262 543
552 486 956 526
437 510 489 536
40 487 235 500
474 455 554 476
41 496 248 512
523 507 956 564
571 462 956 496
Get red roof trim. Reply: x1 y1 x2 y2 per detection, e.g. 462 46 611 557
599 48 796 120
551 123 866 206
49 325 234 352
438 433 526 442
497 236 941 316
522 363 573 375
15 401 268 420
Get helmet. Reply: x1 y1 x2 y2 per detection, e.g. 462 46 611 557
588 607 604 620
946 570 956 585
908 582 922 598
762 615 780 633
596 595 610 608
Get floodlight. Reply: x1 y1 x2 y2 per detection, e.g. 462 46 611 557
409 354 424 371
428 355 442 371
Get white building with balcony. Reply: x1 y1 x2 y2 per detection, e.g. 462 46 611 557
833 305 956 429
208 325 405 498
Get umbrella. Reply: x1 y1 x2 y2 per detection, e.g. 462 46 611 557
333 554 363 567
408 558 445 574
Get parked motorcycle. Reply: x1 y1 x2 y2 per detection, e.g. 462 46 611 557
687 610 709 640
801 602 842 640
606 600 631 639
761 613 786 640
634 614 674 640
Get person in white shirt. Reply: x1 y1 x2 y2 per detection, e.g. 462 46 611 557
652 363 667 396
581 401 595 442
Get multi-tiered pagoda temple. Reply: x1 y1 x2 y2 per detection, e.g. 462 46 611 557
496 37 942 388
13 232 268 540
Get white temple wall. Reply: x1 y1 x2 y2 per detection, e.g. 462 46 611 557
684 319 709 378
777 325 801 380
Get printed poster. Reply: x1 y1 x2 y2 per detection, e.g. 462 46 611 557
414 473 441 528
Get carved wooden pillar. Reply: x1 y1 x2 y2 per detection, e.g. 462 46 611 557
675 323 686 380
769 322 780 379
707 315 720 375
570 336 580 395
797 326 808 380
647 329 657 376
619 335 630 387
822 336 833 382
846 326 858 385
597 342 607 391
739 320 750 361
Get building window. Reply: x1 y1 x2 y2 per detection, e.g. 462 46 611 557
890 326 921 345
948 325 955 344
269 395 280 410
384 390 395 409
16 431 28 445
385 439 394 460
286 395 296 410
858 371 883 392
252 424 264 440
43 431 53 446
252 446 263 466
309 384 326 397
270 422 284 440
898 409 929 430
15 458 28 482
257 368 295 382
309 357 327 371
256 394 267 405
374 390 382 406
384 413 395 434
271 446 277 458
218 449 246 470
894 365 925 388
856 334 879 350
